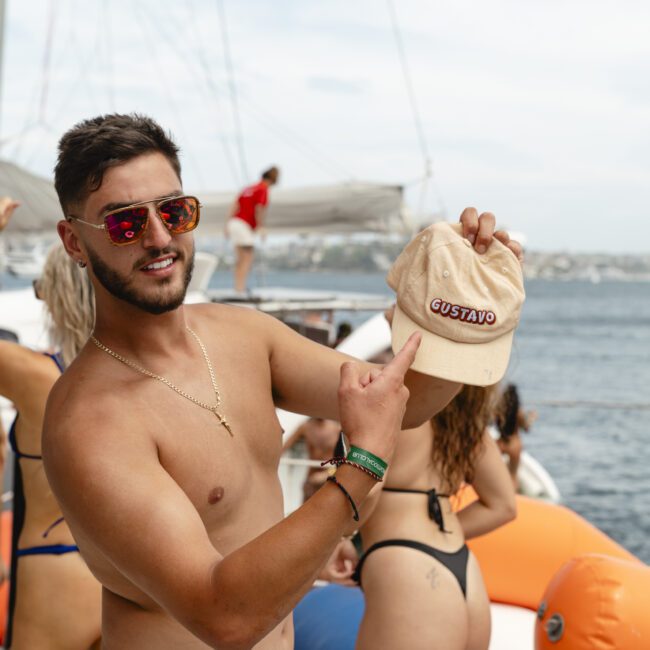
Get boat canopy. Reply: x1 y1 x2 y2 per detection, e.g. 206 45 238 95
200 182 407 235
0 159 407 236
0 160 61 235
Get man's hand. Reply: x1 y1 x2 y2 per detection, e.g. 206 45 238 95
337 332 421 464
459 207 524 262
319 538 358 585
0 197 20 232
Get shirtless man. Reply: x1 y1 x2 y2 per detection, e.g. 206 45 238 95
282 418 341 500
43 113 521 649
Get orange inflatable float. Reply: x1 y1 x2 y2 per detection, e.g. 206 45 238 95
536 554 650 649
0 510 12 645
452 488 641 610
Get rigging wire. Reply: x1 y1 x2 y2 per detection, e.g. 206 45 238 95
216 0 249 182
386 0 430 174
49 0 102 127
6 0 60 162
185 0 354 184
37 0 58 125
101 0 116 112
529 400 650 411
240 95 355 182
23 0 107 169
9 0 60 165
133 2 209 189
386 0 447 222
172 0 241 187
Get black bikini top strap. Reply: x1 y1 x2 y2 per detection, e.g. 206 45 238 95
383 487 429 494
42 516 65 539
383 487 451 533
8 418 42 460
427 489 451 533
43 351 65 373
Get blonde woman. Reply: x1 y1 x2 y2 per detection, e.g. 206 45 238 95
0 245 101 649
355 385 516 650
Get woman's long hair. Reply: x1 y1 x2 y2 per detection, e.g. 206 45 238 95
39 245 94 367
431 384 498 491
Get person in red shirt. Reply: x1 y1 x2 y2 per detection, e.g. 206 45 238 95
226 166 280 293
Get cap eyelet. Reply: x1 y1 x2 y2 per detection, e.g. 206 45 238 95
502 267 508 273
442 270 450 279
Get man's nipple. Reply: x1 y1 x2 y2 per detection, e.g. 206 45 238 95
208 486 225 505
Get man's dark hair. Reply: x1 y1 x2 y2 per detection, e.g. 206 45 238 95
54 113 182 214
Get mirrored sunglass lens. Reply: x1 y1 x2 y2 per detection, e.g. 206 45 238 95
159 197 198 232
105 207 148 243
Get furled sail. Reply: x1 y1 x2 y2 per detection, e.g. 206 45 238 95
0 159 407 236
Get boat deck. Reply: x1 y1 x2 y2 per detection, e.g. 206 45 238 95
208 286 394 314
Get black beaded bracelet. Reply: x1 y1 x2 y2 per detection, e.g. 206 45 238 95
327 475 360 522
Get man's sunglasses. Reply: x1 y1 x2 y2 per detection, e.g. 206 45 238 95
68 195 201 246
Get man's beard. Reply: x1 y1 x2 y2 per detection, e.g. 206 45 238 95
87 246 195 315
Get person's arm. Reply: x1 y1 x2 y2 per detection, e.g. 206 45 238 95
264 307 457 429
0 341 60 423
0 418 5 586
228 197 240 219
496 432 522 489
0 196 20 232
456 430 517 540
43 335 419 649
281 422 307 452
267 209 522 427
518 408 537 432
319 537 358 585
255 204 267 230
0 417 6 477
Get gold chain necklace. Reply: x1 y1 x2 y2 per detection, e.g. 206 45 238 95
90 327 233 436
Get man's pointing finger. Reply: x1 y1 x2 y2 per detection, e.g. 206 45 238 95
384 332 421 378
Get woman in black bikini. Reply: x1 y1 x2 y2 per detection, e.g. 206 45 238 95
356 384 516 650
0 244 101 649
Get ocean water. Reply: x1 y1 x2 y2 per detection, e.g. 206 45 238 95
209 269 650 563
3 269 649 563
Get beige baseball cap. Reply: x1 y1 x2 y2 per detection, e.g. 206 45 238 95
387 222 525 386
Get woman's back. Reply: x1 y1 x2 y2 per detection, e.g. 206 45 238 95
6 346 77 547
1 341 101 649
356 385 516 650
361 421 466 553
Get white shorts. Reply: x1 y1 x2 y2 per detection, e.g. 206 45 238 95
226 217 256 247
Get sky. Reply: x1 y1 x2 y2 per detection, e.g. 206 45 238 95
1 0 649 252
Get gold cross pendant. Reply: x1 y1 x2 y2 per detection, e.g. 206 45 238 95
213 409 234 437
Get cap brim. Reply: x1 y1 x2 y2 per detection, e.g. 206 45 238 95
391 303 513 386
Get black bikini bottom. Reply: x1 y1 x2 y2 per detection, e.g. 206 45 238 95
353 538 469 598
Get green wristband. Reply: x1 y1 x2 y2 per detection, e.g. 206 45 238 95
346 446 388 480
